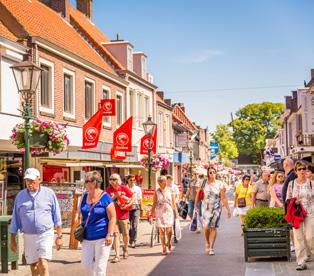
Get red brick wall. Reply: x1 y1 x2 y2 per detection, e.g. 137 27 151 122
37 47 126 143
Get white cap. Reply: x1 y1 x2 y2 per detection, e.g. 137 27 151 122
24 168 40 180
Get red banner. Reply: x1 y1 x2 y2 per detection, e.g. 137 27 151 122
82 109 103 149
113 116 133 152
111 147 127 160
140 128 157 154
100 99 116 116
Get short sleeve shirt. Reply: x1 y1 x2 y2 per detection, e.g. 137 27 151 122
106 185 133 220
81 192 113 241
253 179 269 201
128 185 142 205
236 183 252 205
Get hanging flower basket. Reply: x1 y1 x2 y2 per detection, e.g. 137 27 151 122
140 154 169 172
10 119 69 155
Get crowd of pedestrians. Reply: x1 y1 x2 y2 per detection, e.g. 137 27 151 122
8 157 314 275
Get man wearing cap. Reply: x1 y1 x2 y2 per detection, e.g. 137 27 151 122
10 168 63 276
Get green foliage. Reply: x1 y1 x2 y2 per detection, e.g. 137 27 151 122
231 102 284 163
212 124 238 159
244 207 287 228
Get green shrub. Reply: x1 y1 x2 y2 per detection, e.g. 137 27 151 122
244 207 287 228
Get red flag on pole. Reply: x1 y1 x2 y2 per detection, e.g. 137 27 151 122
140 128 157 154
100 99 116 116
113 116 133 152
82 109 103 149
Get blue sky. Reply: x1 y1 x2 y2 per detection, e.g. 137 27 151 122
72 0 314 131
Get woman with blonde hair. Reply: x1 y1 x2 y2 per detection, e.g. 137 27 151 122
269 171 285 208
150 176 179 255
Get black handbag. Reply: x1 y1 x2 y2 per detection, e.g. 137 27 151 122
178 200 188 219
237 186 248 208
74 192 106 242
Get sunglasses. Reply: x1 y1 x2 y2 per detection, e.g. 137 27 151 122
244 178 250 181
277 175 284 178
208 171 216 175
110 178 118 181
85 180 92 184
297 167 306 171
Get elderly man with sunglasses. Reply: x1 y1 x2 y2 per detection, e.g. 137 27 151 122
106 173 135 263
10 168 62 276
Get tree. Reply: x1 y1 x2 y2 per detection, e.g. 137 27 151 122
231 102 284 164
212 124 239 160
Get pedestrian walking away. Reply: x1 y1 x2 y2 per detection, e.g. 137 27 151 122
79 171 116 276
126 174 142 248
252 169 270 208
150 176 179 255
106 173 135 263
194 166 231 256
286 160 314 271
233 175 252 233
10 168 63 276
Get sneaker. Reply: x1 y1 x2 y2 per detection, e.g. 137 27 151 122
296 264 307 271
209 249 215 256
290 245 295 252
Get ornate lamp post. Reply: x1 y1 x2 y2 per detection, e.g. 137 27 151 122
188 140 194 184
142 115 157 190
11 60 42 170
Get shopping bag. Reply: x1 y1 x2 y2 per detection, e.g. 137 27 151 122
175 219 182 240
197 212 203 231
178 201 188 219
233 208 239 217
189 211 198 232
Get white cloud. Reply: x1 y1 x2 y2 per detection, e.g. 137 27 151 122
177 49 224 64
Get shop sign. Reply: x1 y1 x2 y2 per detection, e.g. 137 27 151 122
141 189 155 219
111 147 127 160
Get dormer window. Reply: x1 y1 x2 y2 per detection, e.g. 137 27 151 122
127 46 133 71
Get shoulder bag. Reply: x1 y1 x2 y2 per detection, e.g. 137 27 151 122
74 191 106 242
237 185 248 208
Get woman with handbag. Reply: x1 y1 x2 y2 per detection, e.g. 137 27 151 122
150 176 179 255
234 175 252 232
195 166 231 256
80 171 116 276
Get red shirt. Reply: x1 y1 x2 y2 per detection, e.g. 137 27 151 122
106 185 133 220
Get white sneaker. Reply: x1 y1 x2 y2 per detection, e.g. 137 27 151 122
291 245 295 252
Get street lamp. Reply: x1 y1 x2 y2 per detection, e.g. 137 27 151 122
142 115 157 190
188 140 194 184
11 60 42 170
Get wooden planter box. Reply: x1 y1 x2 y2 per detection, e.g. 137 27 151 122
244 227 291 262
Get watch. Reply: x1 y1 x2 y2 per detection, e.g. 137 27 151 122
56 234 63 239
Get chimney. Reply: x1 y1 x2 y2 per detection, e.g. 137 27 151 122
157 91 164 100
311 69 314 79
164 99 172 106
77 0 93 20
40 0 70 21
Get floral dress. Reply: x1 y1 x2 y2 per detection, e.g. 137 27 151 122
202 181 223 228
155 188 174 228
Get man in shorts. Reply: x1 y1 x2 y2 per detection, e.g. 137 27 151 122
10 168 63 276
106 173 135 263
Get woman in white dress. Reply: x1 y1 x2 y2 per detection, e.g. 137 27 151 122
195 167 231 256
151 176 179 255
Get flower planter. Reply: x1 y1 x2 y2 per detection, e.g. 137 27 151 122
243 227 291 262
30 132 48 148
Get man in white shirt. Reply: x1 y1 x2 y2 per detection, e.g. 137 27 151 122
126 174 142 248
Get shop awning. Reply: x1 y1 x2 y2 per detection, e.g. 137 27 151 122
65 162 105 167
105 164 144 168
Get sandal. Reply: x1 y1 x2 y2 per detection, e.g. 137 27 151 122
111 256 120 263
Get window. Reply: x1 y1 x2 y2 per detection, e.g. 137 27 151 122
141 56 147 79
39 58 54 114
103 87 111 127
41 65 50 108
158 112 163 146
137 93 143 127
116 92 123 126
127 46 133 71
165 114 170 147
144 96 149 122
64 74 73 115
85 81 94 119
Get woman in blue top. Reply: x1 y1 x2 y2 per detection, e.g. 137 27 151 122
80 171 116 276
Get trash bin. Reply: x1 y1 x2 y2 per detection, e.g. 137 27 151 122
0 216 18 273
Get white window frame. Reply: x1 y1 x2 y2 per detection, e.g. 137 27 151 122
39 57 54 114
102 85 111 128
116 91 124 127
165 114 170 147
84 77 95 120
130 89 136 127
158 112 163 146
63 68 75 119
